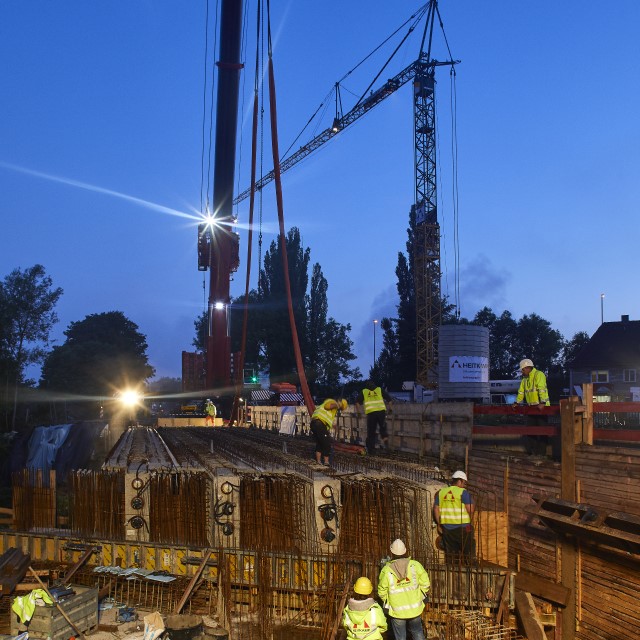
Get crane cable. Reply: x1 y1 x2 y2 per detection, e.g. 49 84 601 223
450 65 461 319
199 0 217 215
280 3 428 162
265 0 315 415
233 0 250 220
230 0 262 425
257 1 265 293
199 0 219 332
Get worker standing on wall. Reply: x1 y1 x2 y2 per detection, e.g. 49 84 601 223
204 399 217 426
514 358 550 454
356 380 393 454
433 470 476 564
342 576 388 640
378 539 430 640
514 358 550 414
310 398 347 465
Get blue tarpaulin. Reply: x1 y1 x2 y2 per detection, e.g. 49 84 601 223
25 424 72 472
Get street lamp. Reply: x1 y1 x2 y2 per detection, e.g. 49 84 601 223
600 293 605 325
373 319 378 369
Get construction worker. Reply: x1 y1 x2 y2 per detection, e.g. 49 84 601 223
310 398 347 465
356 380 393 454
204 399 216 426
342 576 387 640
514 358 550 454
378 539 430 640
433 470 476 564
514 358 550 411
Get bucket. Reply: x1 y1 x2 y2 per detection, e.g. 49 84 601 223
165 614 203 640
203 627 229 640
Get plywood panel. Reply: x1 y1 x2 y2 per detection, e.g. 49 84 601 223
477 511 508 567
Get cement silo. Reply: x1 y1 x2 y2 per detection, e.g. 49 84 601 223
438 324 490 402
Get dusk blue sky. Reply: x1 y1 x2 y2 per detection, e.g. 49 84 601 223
2 2 639 381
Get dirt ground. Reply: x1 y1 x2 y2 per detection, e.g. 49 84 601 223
88 609 226 640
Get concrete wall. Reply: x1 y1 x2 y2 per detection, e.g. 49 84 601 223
251 402 474 464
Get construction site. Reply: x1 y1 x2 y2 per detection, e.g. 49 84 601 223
2 1 639 640
2 397 640 640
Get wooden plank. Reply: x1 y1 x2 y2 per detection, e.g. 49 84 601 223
28 566 86 640
560 398 578 640
63 546 97 583
495 571 511 626
515 571 570 607
582 383 594 444
515 590 546 640
174 549 212 614
477 511 508 566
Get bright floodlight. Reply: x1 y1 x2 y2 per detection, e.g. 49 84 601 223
214 301 225 310
120 389 141 407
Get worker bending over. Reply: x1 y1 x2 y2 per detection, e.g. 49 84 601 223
310 398 347 465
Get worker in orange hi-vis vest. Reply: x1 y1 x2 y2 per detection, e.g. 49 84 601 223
433 470 476 565
342 576 387 640
204 399 216 426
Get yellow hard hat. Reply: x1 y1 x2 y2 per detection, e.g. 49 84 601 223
339 399 348 411
353 576 373 595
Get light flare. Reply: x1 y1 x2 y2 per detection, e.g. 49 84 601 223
119 389 142 407
1 162 201 222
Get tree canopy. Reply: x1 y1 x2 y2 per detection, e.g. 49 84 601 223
371 205 582 398
471 307 564 379
41 311 154 398
0 265 63 429
0 265 63 384
196 227 360 395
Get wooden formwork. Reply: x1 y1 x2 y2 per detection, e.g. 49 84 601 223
470 444 640 640
251 402 474 463
10 585 98 640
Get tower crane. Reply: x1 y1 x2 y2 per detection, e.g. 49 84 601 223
232 0 458 388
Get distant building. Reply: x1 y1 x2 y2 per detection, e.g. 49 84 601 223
569 315 640 401
182 351 206 392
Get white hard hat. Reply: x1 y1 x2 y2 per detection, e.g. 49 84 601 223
452 470 468 481
390 539 406 555
519 359 534 370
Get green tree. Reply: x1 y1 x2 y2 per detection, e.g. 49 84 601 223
147 377 182 394
378 205 459 387
515 313 564 373
229 289 264 378
306 263 329 387
313 318 359 396
259 227 310 381
198 227 359 393
41 312 154 415
562 331 590 371
472 307 518 378
371 317 401 389
193 311 207 353
0 265 63 430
